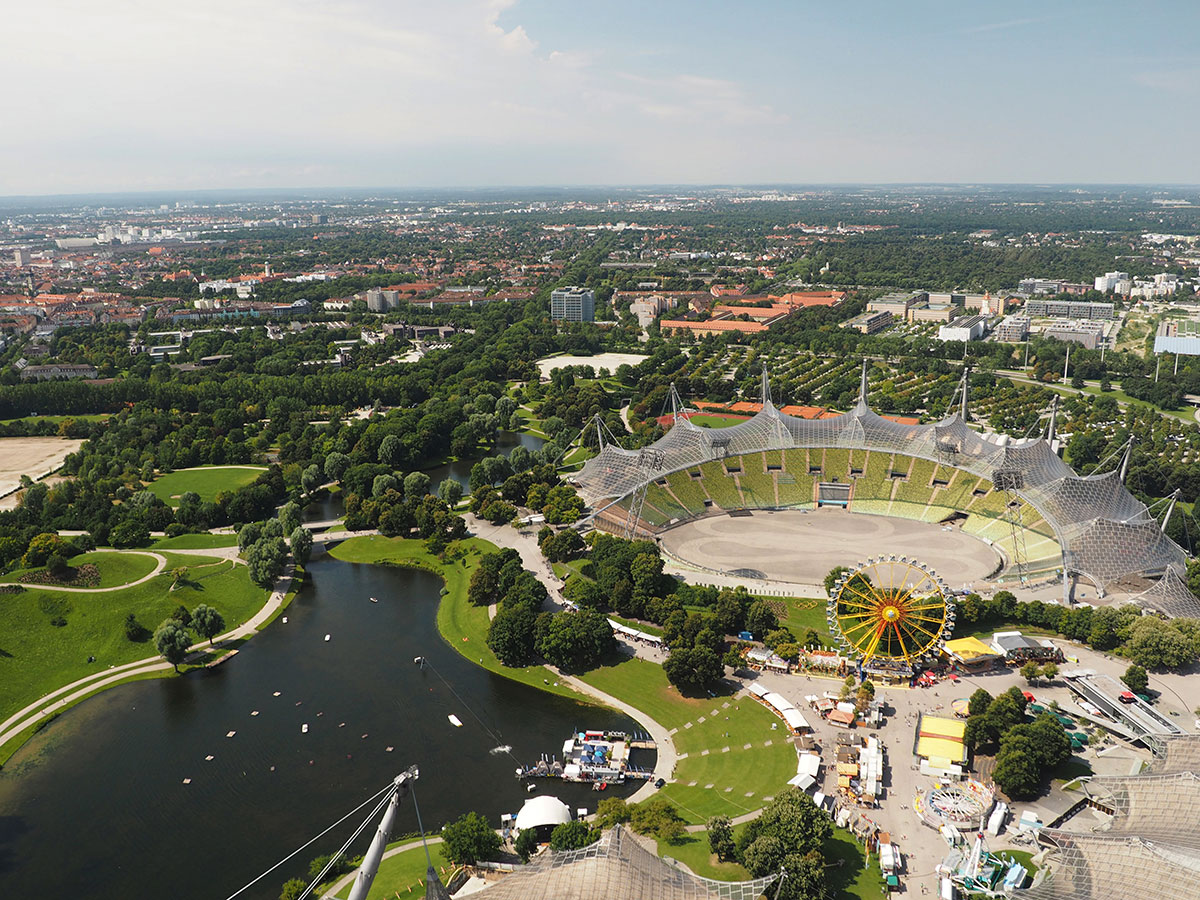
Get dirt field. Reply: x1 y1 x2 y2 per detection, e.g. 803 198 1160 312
536 352 648 379
660 507 1002 590
0 437 84 503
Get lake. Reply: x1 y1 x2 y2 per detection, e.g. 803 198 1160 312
304 431 546 523
0 556 646 900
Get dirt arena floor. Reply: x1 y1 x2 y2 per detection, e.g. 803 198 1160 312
659 507 1002 589
0 437 84 504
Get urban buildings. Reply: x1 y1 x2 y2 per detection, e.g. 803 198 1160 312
550 286 595 322
994 314 1031 342
938 315 989 342
1095 271 1132 294
1043 321 1107 350
1025 299 1115 319
843 310 893 334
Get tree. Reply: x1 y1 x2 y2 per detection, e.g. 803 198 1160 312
487 603 538 666
595 797 631 829
514 827 539 862
301 463 322 495
324 451 350 483
191 604 225 644
630 796 685 843
441 811 501 866
1020 661 1041 684
438 478 464 506
246 536 288 587
1122 664 1149 693
707 815 736 862
992 734 1044 799
1041 661 1059 682
738 788 831 878
968 687 993 717
538 609 616 671
46 552 71 579
662 646 723 695
154 619 193 671
824 566 850 598
855 680 875 713
404 471 432 502
290 526 313 566
549 820 598 850
378 434 403 467
279 878 306 900
277 501 300 537
744 599 778 638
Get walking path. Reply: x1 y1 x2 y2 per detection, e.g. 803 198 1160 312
0 563 296 759
552 670 676 805
4 550 168 592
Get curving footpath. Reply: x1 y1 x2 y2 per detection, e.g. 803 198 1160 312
0 562 296 761
6 550 168 592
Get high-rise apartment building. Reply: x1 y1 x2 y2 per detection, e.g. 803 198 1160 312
550 286 595 322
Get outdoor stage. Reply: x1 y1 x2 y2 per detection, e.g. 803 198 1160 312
657 507 1003 589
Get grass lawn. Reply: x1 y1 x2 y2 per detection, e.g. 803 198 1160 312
659 820 884 899
578 657 799 824
328 536 584 702
689 414 750 429
0 553 268 722
658 830 750 880
330 843 451 900
0 550 159 589
825 829 887 900
0 413 109 426
151 533 240 550
147 465 267 506
776 597 835 646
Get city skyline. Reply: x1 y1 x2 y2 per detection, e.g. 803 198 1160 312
3 0 1199 195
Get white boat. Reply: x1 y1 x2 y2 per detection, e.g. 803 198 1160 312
370 597 378 603
448 714 463 727
302 723 309 734
324 634 331 642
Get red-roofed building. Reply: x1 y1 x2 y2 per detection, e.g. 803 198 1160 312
712 303 793 324
770 291 847 308
658 319 768 336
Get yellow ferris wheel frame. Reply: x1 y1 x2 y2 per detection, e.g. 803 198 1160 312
827 557 955 664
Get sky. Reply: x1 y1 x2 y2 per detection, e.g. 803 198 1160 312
3 0 1199 195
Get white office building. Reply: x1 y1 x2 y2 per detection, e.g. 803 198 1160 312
551 286 595 322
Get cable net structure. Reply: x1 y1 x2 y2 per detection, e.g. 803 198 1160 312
572 366 1188 600
471 826 780 900
1010 746 1200 900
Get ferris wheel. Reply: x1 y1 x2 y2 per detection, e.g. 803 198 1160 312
827 557 955 664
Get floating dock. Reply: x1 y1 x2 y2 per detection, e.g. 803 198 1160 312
517 730 656 784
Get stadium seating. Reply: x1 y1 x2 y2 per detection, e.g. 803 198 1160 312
642 481 690 522
822 448 851 480
697 460 744 510
663 470 710 518
736 464 777 509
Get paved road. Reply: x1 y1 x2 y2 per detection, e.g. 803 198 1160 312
0 562 296 758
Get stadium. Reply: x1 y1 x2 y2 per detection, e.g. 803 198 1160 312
1011 734 1200 900
571 365 1197 618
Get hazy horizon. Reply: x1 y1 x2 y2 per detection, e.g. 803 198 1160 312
5 0 1199 195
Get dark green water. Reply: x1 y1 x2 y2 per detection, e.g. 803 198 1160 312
0 557 646 899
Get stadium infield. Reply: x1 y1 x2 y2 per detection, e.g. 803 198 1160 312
658 507 1003 588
